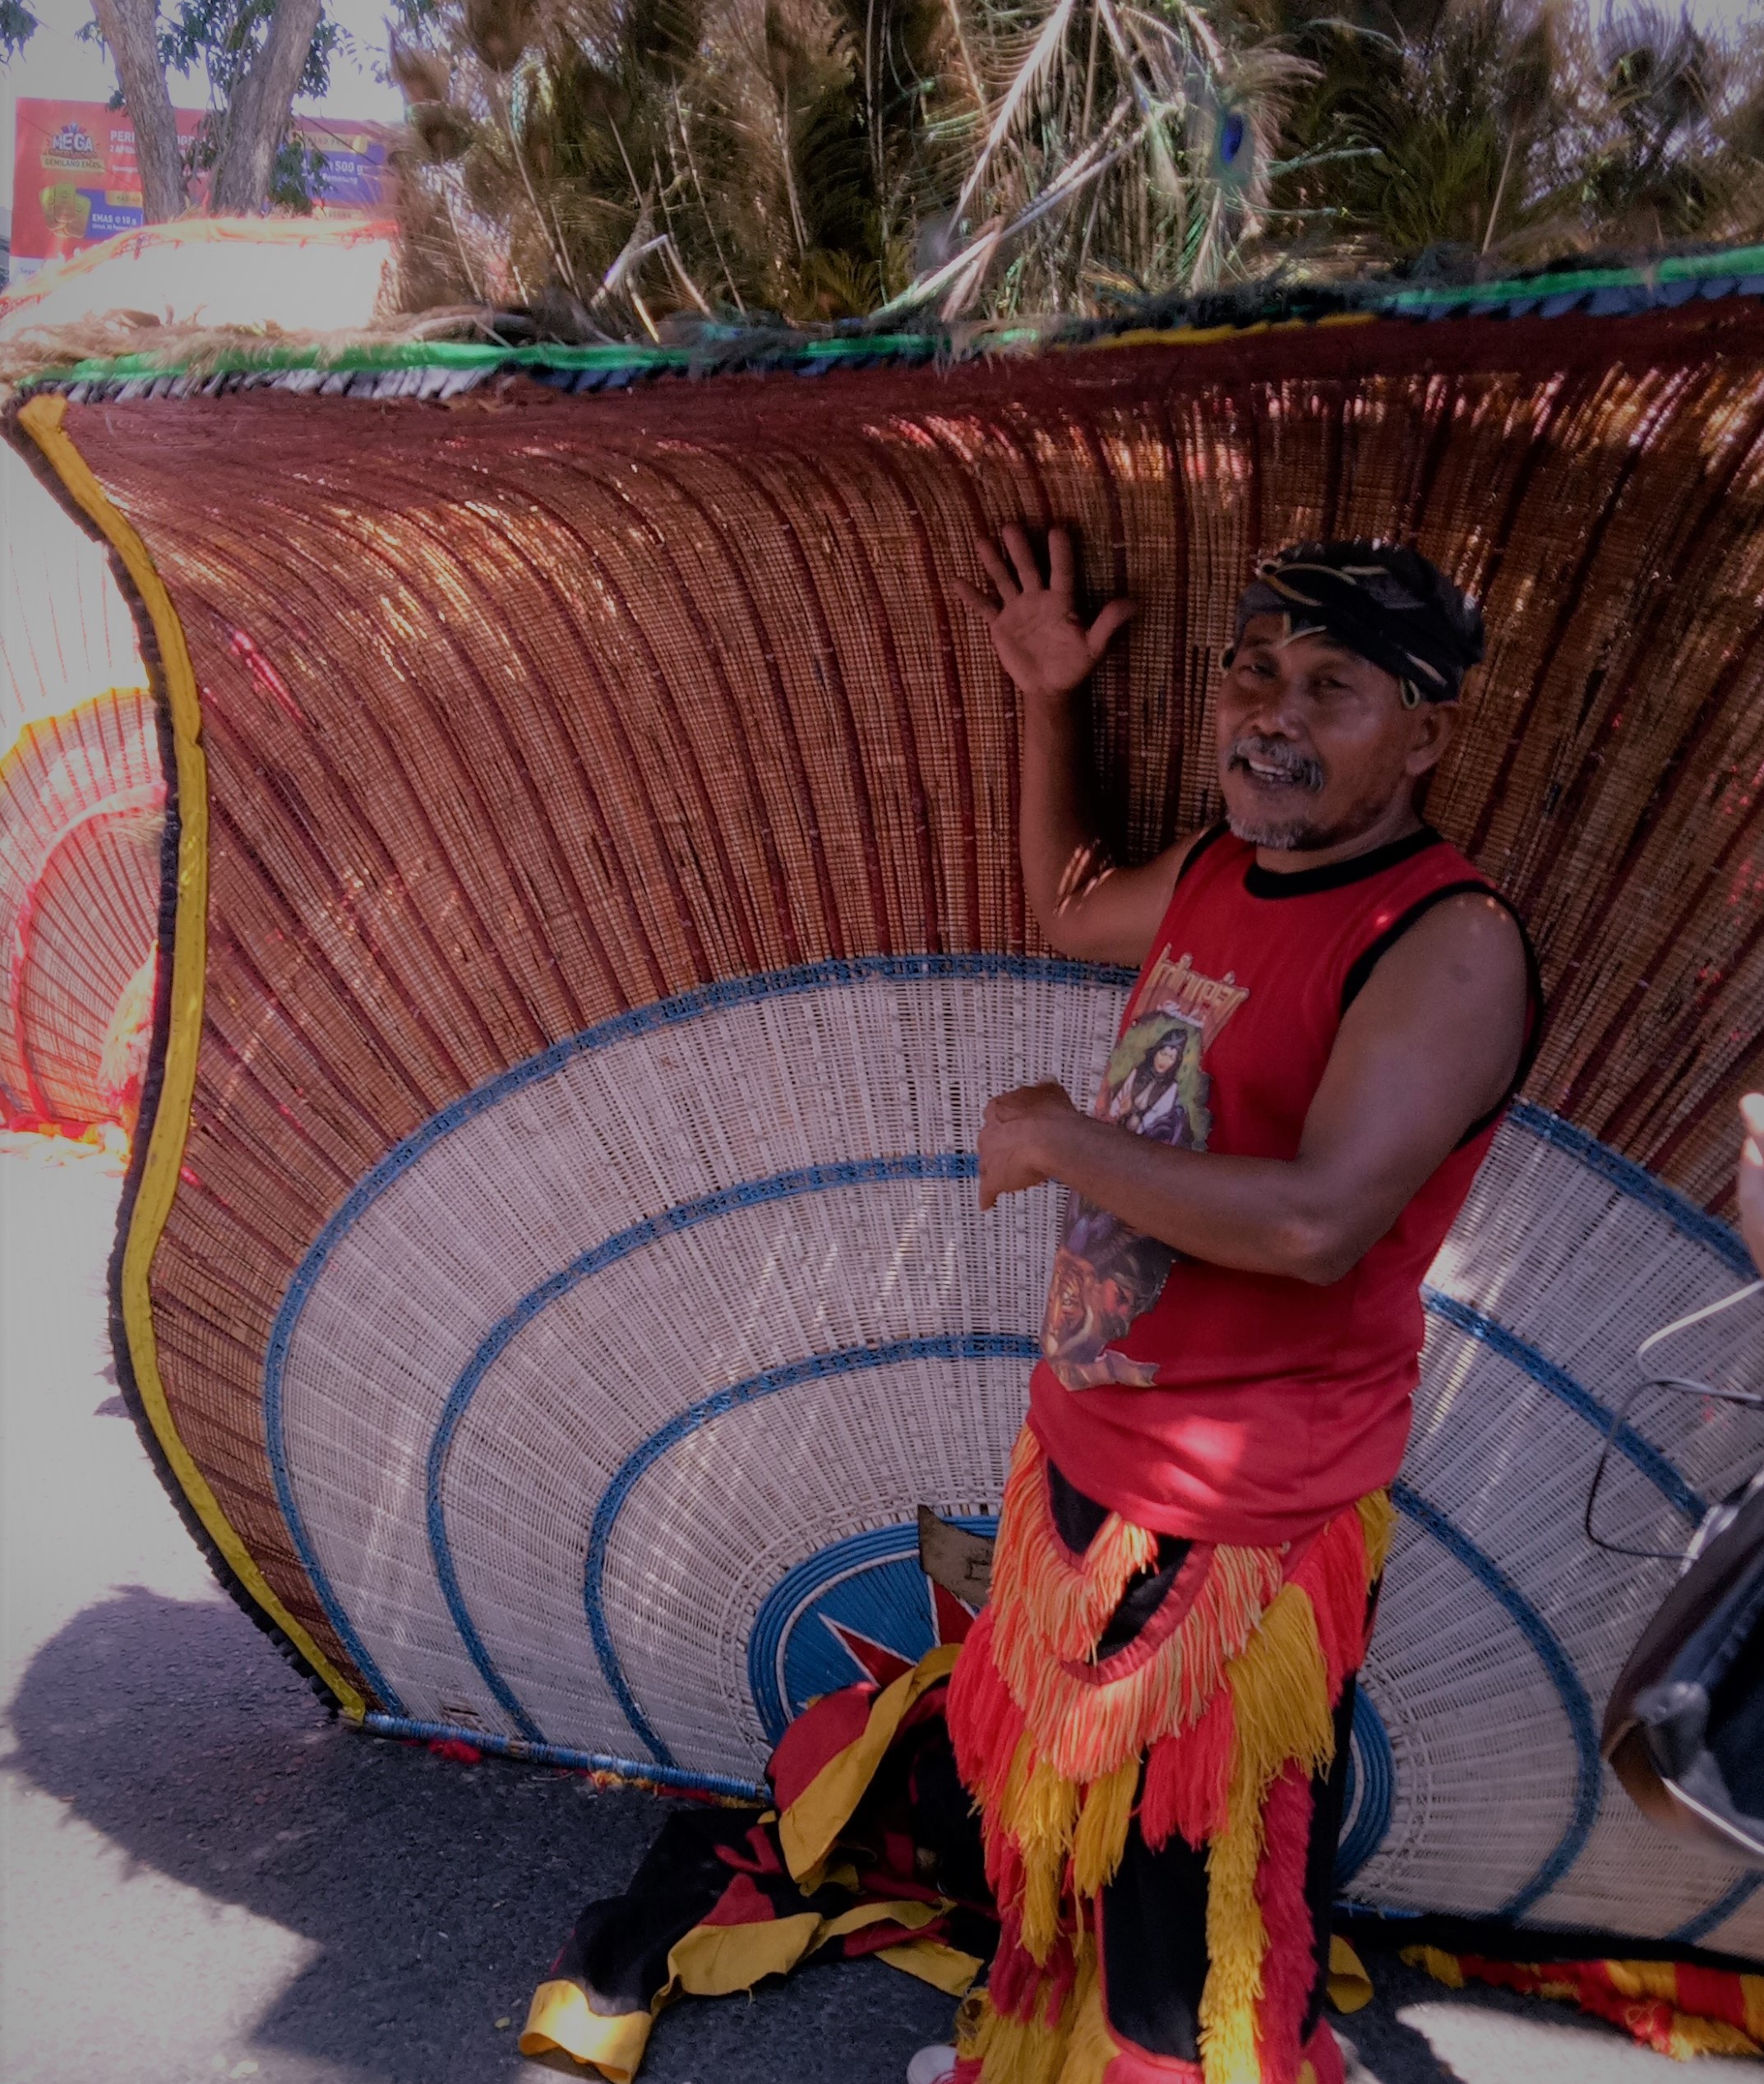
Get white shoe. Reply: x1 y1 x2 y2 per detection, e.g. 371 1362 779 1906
905 2047 958 2084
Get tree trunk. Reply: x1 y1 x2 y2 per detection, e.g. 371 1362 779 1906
91 0 187 223
209 0 323 215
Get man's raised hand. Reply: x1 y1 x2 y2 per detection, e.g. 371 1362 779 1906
953 524 1134 705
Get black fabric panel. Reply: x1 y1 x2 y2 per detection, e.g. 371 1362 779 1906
1303 1680 1360 2038
910 1721 993 1911
562 1807 772 2014
1100 1802 1211 2059
1097 1541 1194 1655
1047 1456 1111 1554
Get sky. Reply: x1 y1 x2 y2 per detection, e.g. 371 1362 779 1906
1 0 404 221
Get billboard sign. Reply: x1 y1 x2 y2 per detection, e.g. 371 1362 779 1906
10 99 399 283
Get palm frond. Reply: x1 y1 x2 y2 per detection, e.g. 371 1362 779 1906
388 0 1764 331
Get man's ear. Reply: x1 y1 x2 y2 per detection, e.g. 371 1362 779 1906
1406 701 1458 779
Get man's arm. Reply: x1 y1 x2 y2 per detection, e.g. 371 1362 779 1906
954 524 1189 966
977 893 1530 1283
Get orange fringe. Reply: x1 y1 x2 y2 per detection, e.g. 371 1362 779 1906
991 1429 1161 1660
986 1431 1285 1786
949 1426 1386 2084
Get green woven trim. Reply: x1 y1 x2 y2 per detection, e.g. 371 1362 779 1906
20 330 951 386
18 243 1764 390
1377 243 1764 312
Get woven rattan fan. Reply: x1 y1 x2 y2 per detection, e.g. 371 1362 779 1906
1 441 157 1132
8 252 1762 1962
0 688 160 1130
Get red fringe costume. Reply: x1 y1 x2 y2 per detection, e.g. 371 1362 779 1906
1399 1948 1764 2062
945 1427 1391 2084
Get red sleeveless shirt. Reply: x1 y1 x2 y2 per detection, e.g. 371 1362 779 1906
1026 823 1535 1547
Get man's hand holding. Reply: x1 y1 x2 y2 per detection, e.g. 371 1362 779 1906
978 1081 1079 1210
953 524 1134 706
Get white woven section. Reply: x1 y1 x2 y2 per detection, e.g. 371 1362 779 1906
1365 1126 1764 1947
444 1179 1053 1768
275 968 1764 1948
275 968 1122 1739
602 1345 1036 1772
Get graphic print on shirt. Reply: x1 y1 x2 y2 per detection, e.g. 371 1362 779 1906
1041 950 1248 1389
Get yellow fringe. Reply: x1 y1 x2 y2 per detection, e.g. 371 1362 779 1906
974 1463 1382 2084
1001 1739 1081 1963
1198 1784 1269 2084
1060 1957 1119 2084
1356 1492 1394 1583
1199 1583 1337 2084
1225 1584 1335 1787
959 1939 1114 2084
1071 1755 1139 1898
985 1430 1309 1791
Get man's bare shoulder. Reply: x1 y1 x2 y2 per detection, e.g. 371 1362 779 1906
1352 887 1530 1028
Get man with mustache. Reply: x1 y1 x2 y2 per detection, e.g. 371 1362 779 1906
930 533 1538 2084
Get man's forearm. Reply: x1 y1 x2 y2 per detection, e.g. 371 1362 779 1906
1020 694 1111 940
1033 1111 1365 1285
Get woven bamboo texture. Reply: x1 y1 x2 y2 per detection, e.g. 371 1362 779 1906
0 688 160 1127
1 438 145 747
11 292 1764 1952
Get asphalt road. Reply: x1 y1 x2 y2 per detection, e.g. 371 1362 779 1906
2 1134 1755 2084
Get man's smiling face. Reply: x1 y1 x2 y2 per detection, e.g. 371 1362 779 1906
1215 613 1456 852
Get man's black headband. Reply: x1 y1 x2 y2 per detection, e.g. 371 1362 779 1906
1226 540 1485 706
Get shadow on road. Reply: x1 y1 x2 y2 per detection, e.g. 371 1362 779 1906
25 1583 1688 2083
6 1586 959 2083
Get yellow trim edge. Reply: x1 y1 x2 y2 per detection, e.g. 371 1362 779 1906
15 394 367 1722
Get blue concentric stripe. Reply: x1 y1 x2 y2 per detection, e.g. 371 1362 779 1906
262 955 1125 1712
584 1334 1041 1765
1671 1872 1764 1945
1420 1288 1706 1525
425 1153 979 1742
260 950 1743 1774
1337 1687 1397 1888
359 1712 766 1800
1392 1480 1603 1918
432 1171 1704 1749
1509 1103 1752 1278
